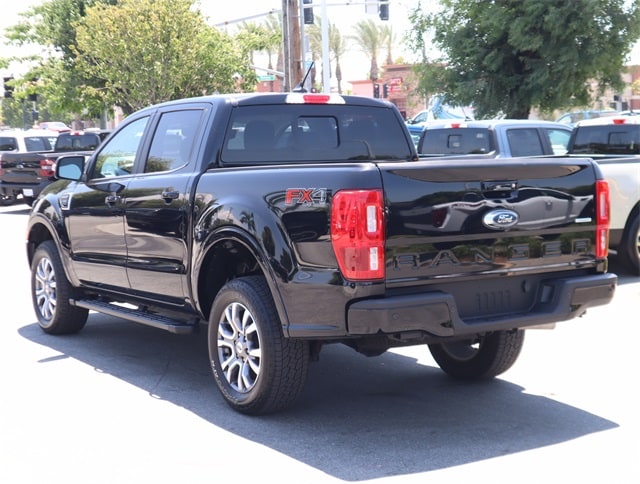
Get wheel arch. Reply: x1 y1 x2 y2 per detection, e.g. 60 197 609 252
193 226 291 333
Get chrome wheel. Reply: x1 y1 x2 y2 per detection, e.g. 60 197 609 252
208 276 309 414
217 301 262 393
34 256 57 324
30 241 88 334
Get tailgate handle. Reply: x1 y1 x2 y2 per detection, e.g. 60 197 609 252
482 181 518 192
482 181 518 199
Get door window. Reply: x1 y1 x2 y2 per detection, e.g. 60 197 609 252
144 110 202 173
91 116 149 179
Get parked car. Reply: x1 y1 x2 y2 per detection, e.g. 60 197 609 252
38 121 71 133
416 119 572 158
555 109 618 126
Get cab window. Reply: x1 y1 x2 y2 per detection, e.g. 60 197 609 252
91 117 149 179
144 110 202 173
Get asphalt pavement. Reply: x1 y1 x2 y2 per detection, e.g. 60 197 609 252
1 203 638 484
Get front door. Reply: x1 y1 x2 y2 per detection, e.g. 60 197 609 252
65 116 150 290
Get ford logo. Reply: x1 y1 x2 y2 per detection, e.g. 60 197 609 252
482 209 519 230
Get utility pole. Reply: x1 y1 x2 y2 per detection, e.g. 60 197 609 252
282 0 303 91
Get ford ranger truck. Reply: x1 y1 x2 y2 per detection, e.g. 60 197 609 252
26 92 617 415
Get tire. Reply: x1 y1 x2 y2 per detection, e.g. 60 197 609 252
619 212 640 276
208 276 309 415
428 330 525 380
31 240 88 334
22 196 35 207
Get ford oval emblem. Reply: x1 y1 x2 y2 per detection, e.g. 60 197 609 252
482 209 519 230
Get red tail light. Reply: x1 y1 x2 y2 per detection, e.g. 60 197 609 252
331 189 385 280
39 158 55 177
595 179 610 259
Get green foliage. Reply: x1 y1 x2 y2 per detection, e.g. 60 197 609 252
73 0 255 114
407 0 640 119
1 0 257 123
351 18 388 81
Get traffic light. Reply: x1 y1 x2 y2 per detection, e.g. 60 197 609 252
3 76 14 98
373 83 380 98
303 0 314 24
379 1 389 21
383 83 389 98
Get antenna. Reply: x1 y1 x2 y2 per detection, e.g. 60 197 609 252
292 61 315 93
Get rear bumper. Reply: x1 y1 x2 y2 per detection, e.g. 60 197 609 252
347 272 617 337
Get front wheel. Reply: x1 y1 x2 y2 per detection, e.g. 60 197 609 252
428 330 525 380
31 240 88 334
208 276 309 415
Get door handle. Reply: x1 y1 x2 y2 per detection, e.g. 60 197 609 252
105 194 120 206
161 190 180 202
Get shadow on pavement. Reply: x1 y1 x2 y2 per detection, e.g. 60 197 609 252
19 316 617 481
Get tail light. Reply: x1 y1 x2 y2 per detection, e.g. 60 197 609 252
331 189 385 280
595 179 610 259
39 158 55 177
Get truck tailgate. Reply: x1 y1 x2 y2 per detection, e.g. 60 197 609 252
0 154 49 184
381 157 600 286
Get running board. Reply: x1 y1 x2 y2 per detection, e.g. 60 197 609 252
71 299 198 335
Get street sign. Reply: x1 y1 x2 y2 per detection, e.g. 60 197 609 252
258 75 275 81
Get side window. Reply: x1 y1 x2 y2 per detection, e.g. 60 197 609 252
506 128 544 157
144 110 202 173
546 128 571 155
92 117 149 178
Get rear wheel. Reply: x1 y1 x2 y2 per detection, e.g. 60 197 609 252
428 330 525 380
208 276 309 415
31 241 88 334
619 212 640 276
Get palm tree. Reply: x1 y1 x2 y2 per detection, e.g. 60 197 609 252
235 15 282 91
380 24 395 66
307 19 349 93
329 23 348 93
351 18 385 81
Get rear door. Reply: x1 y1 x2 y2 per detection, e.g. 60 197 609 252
122 105 206 303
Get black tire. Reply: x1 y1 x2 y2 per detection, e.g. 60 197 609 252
31 240 88 334
428 330 525 380
619 212 640 276
22 196 35 207
208 276 309 415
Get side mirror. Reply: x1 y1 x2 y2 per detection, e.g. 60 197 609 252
55 155 86 181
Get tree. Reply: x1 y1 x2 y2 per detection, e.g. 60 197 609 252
72 0 256 115
307 19 348 93
2 0 117 122
235 14 282 91
407 0 640 119
351 18 386 81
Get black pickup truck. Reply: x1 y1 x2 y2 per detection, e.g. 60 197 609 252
0 129 110 206
26 92 617 414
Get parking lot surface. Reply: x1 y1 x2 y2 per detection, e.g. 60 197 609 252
1 204 638 484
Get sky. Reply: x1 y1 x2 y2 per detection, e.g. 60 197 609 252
0 0 420 86
3 1 640 87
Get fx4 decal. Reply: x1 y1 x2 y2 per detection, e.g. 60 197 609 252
285 188 328 206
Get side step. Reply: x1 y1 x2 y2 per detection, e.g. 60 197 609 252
71 299 198 335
